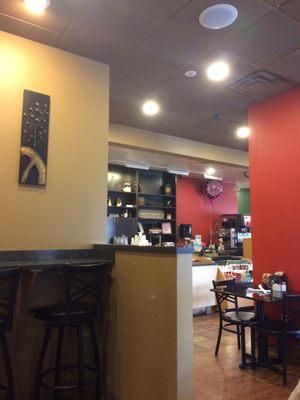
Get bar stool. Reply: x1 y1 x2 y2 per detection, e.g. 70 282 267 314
0 268 21 400
31 262 112 400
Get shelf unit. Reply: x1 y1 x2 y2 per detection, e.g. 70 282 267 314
107 164 177 244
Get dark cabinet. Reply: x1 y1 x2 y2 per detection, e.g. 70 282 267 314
107 164 177 245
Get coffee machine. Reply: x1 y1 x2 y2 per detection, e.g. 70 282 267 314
178 224 192 239
177 224 192 247
219 214 251 253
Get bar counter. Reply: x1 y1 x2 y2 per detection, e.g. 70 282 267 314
0 245 194 400
95 244 194 400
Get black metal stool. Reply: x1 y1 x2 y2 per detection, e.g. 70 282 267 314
31 262 112 400
0 268 21 400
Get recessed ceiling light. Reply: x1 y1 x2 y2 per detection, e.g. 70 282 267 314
142 100 159 116
199 4 238 30
24 0 50 14
206 167 216 175
236 126 251 139
184 70 197 78
207 61 230 81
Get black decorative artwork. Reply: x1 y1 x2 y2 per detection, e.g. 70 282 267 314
18 89 50 187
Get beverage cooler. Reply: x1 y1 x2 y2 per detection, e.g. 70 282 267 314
219 214 251 252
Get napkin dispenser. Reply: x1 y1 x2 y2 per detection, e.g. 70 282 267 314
262 272 288 290
270 272 288 288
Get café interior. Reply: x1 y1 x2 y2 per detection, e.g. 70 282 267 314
1 0 300 399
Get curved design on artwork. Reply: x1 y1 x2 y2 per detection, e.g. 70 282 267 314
20 146 46 185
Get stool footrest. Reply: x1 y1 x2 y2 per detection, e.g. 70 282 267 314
40 364 97 391
0 383 8 398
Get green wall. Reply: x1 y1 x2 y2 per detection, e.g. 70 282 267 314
238 188 251 214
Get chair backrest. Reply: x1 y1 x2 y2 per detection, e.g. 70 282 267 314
63 262 112 321
212 278 238 313
282 294 300 331
0 268 21 330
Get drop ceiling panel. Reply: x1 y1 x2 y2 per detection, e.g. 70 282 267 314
280 0 300 24
0 0 81 33
267 50 300 82
191 50 259 86
109 97 208 140
186 89 250 115
134 111 193 135
110 97 191 134
177 128 210 141
127 26 212 75
110 0 188 22
64 0 159 63
221 108 248 123
0 14 60 46
189 116 243 135
169 101 212 124
146 75 213 110
199 132 248 151
167 0 272 46
262 0 287 6
110 97 141 123
56 33 129 65
110 60 172 100
224 12 300 65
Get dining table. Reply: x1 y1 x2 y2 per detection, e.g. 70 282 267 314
210 283 289 369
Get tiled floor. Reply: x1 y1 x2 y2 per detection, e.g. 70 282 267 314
194 314 300 400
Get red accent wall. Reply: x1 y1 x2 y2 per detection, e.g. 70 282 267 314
249 86 300 289
176 177 238 244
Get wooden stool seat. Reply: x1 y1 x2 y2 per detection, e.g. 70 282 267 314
32 302 98 324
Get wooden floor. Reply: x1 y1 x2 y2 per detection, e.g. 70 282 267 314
194 314 300 400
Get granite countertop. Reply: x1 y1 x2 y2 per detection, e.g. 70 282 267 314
0 257 111 271
94 244 194 255
192 262 217 267
192 255 217 267
0 245 194 270
0 249 112 270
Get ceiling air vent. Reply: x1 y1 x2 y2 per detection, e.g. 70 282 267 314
227 69 295 100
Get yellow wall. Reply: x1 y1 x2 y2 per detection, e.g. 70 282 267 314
108 251 193 400
0 31 109 250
